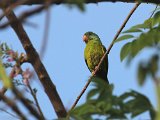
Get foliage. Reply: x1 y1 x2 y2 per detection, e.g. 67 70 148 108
70 79 155 120
0 59 12 88
137 54 159 86
115 7 160 120
0 43 13 88
66 0 85 11
116 10 160 62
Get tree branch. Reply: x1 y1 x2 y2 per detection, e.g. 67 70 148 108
3 9 67 118
0 0 159 7
0 93 27 120
0 4 50 29
27 84 45 119
12 87 43 120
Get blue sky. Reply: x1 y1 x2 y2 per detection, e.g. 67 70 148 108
0 2 157 120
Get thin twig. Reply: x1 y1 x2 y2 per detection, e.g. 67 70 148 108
0 0 29 20
3 8 67 118
0 2 52 29
40 6 50 59
27 84 45 119
0 108 19 119
0 53 29 101
149 5 158 19
12 87 43 120
0 92 27 120
0 0 159 6
0 66 16 101
68 2 141 113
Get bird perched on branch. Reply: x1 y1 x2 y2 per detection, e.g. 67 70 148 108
83 32 109 84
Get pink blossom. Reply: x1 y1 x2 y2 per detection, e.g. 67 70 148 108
23 78 29 86
22 68 32 86
22 68 32 79
7 58 14 62
6 50 15 55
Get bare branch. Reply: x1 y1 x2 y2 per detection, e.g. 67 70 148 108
0 5 50 29
69 2 140 113
149 5 158 18
0 93 27 120
0 53 29 101
0 0 159 7
12 87 43 120
40 7 50 59
0 108 19 119
27 84 45 119
3 9 67 118
0 0 29 20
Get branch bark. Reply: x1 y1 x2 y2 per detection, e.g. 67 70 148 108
0 0 159 7
3 9 67 118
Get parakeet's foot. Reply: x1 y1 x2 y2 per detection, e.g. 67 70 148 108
91 71 96 76
92 66 100 76
95 66 99 70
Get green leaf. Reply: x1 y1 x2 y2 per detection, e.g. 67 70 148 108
0 59 12 88
115 35 134 43
122 28 142 33
108 109 127 119
137 63 148 86
66 0 85 11
131 40 140 57
131 23 151 29
143 18 154 29
149 55 159 76
124 90 154 118
120 42 131 61
91 78 114 100
71 102 97 116
87 88 99 100
153 11 160 26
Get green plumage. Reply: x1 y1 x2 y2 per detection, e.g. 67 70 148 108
83 32 109 84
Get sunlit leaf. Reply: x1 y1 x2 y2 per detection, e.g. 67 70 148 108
115 35 134 43
0 59 12 88
120 42 131 61
143 18 154 28
71 102 97 116
131 23 151 29
131 40 140 57
87 88 99 100
153 11 160 26
122 28 142 33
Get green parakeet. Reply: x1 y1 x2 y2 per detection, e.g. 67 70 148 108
83 32 109 84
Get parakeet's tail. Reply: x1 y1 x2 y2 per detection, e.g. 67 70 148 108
96 71 109 84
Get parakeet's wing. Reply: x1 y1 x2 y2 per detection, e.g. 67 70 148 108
102 45 108 75
85 57 91 72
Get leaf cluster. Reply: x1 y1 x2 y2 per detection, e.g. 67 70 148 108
116 10 160 62
70 78 155 120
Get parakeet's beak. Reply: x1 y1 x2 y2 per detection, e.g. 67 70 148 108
83 35 88 43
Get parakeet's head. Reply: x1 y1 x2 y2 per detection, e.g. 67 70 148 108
83 32 101 44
